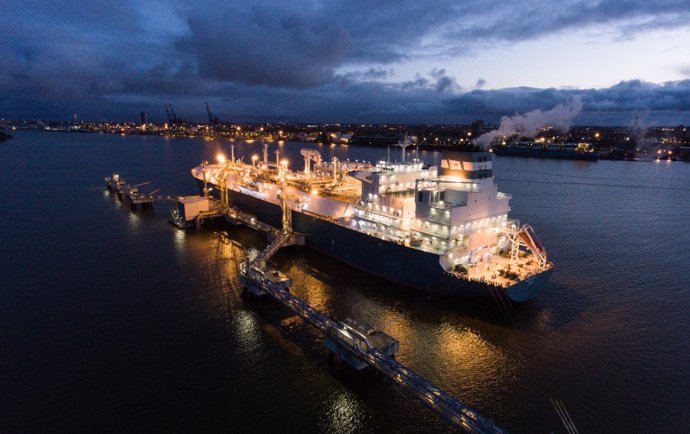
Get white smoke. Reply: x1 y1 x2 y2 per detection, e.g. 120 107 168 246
475 97 583 148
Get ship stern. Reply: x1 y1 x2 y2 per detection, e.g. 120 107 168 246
505 267 554 302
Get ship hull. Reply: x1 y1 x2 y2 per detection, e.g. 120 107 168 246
493 146 599 160
196 179 551 301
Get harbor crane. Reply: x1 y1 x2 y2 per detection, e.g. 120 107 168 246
164 104 183 124
205 101 219 125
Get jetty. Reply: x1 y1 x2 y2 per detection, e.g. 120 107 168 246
225 170 506 432
105 173 158 210
105 171 509 433
239 225 507 432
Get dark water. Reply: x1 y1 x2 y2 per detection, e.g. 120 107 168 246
1 131 689 433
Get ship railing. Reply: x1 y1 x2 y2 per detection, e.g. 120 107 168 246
426 214 451 225
300 208 336 223
356 204 404 220
353 209 402 227
356 226 408 244
385 189 416 198
429 201 454 210
411 227 451 240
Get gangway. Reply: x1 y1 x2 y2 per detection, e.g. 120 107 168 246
253 231 293 265
224 207 281 236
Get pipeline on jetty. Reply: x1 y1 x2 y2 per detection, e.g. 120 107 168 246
240 231 508 433
105 172 509 433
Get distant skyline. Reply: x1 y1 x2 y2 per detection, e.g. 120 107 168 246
2 0 690 125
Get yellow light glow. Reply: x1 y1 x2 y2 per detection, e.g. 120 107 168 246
251 155 259 161
310 188 318 195
216 154 226 164
280 159 289 167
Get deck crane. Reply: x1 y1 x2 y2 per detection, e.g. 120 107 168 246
300 149 322 177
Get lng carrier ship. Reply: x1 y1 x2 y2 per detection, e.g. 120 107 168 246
191 140 553 301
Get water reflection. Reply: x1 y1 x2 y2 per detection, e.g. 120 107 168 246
408 322 521 405
157 140 690 430
232 309 262 353
173 226 185 253
213 232 247 289
289 267 334 314
6 130 685 433
127 210 140 229
374 309 415 349
322 390 366 434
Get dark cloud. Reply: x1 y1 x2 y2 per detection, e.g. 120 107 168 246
1 0 689 123
436 0 690 50
167 79 690 126
429 69 459 93
401 75 430 90
399 69 458 94
342 67 394 82
177 4 352 88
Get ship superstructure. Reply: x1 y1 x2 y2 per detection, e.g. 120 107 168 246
192 140 553 301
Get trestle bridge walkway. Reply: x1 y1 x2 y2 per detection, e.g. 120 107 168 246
240 225 508 433
106 175 508 432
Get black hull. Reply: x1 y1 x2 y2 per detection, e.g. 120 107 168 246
197 179 550 300
493 146 599 160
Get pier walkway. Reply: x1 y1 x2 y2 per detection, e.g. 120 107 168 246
241 230 508 433
224 206 281 237
105 175 508 432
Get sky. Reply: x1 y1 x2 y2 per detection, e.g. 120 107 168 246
2 0 690 125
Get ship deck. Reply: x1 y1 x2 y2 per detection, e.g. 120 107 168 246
465 254 548 288
197 160 551 293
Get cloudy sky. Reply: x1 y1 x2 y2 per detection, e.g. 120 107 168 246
2 0 690 125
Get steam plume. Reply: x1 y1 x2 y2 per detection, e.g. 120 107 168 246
475 97 583 148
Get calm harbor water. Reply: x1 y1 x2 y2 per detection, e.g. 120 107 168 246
1 131 689 433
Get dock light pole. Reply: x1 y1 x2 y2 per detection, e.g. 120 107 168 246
252 154 259 168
